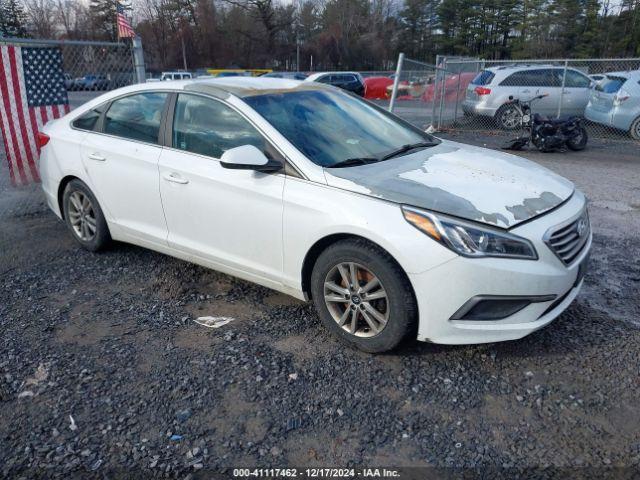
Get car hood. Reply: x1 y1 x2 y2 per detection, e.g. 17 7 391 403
323 140 574 228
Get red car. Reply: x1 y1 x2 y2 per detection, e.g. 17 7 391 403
364 76 394 100
422 72 476 102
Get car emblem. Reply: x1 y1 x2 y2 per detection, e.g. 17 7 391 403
576 217 588 237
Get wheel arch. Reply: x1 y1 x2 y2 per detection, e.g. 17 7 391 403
629 115 640 140
57 175 82 220
300 233 416 304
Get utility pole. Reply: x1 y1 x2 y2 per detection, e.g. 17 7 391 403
181 35 187 70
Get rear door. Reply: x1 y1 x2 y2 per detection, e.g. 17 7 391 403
80 91 169 245
518 69 561 116
561 69 592 116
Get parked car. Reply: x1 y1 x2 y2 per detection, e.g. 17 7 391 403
422 72 476 102
161 71 193 81
263 72 308 80
305 72 366 96
363 76 394 100
74 75 110 91
64 73 75 91
39 78 591 353
585 71 640 140
462 65 593 129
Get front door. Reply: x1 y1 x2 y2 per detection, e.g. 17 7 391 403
158 93 285 282
561 70 592 117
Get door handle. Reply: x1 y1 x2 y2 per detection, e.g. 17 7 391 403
522 89 531 93
88 153 106 161
163 172 189 184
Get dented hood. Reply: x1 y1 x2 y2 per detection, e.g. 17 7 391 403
324 140 574 228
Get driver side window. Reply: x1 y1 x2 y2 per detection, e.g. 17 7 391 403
172 94 266 159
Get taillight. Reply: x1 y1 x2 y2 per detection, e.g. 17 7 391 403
614 95 630 105
37 132 50 148
474 86 491 96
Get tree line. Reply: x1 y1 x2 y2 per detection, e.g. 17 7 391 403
2 0 639 72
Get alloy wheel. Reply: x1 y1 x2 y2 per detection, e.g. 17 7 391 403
323 262 389 338
500 106 521 129
67 191 97 241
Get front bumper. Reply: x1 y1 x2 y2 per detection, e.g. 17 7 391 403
409 192 591 344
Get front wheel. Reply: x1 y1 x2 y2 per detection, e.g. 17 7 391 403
310 239 417 353
566 126 588 151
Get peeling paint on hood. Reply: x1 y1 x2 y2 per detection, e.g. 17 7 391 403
324 139 574 228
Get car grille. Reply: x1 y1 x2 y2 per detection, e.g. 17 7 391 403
544 208 591 265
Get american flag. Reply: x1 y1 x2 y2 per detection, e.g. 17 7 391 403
117 2 136 39
0 45 69 186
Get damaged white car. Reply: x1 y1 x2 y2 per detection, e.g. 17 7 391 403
39 78 591 352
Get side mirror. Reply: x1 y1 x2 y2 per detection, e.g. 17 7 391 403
220 145 282 173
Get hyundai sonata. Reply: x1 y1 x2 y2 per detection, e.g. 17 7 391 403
38 78 591 352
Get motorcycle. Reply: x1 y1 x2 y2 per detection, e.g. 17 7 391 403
501 94 588 152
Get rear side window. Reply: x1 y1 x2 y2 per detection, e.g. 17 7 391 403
172 94 266 158
103 92 168 144
72 103 107 131
471 70 495 86
596 76 627 93
501 69 560 87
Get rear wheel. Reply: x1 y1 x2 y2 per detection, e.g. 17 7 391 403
495 104 522 130
310 239 417 353
566 126 588 151
630 117 640 141
62 179 111 251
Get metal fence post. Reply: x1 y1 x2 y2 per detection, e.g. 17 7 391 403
389 52 404 113
430 55 442 129
437 59 447 129
132 36 146 84
557 60 568 119
452 68 462 124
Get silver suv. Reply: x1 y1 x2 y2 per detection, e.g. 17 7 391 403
462 65 593 129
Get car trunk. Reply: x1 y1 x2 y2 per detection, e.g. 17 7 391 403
590 75 627 113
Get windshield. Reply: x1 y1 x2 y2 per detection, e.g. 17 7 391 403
243 89 437 167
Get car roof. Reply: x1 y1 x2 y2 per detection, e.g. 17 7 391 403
108 77 330 99
603 70 640 79
486 64 569 73
305 72 360 81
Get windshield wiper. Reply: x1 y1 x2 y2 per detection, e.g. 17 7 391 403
328 157 380 168
380 142 438 161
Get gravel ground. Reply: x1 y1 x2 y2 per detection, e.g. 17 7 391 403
1 108 639 477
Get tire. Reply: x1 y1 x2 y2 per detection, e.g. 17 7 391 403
566 126 588 151
630 117 640 141
310 239 417 353
62 179 111 252
495 104 522 130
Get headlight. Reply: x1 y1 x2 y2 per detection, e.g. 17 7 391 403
402 206 538 260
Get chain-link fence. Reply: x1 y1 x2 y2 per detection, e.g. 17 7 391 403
0 37 144 227
389 54 640 148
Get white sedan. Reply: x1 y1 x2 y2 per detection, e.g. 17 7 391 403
38 78 591 352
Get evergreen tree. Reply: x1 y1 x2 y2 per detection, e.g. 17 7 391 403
0 0 28 38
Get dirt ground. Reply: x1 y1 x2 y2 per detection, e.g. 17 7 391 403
1 122 639 477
